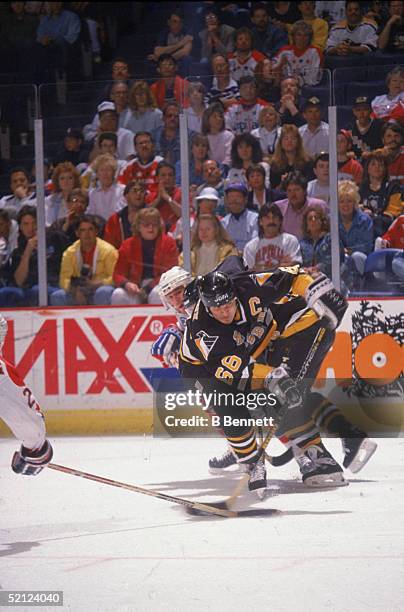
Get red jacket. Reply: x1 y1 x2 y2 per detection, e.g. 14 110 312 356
113 233 179 288
150 76 189 110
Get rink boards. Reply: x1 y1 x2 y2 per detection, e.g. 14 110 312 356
0 299 403 435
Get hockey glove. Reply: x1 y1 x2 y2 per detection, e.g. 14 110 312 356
264 366 303 413
12 439 53 476
305 274 348 329
151 326 182 368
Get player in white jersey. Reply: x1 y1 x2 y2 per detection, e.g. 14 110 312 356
0 315 53 475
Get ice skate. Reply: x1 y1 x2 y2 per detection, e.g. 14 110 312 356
208 447 238 474
295 443 348 487
342 436 377 473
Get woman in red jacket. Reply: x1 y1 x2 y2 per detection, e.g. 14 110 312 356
111 207 179 304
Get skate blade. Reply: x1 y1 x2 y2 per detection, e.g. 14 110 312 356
208 464 245 475
304 473 349 488
348 439 377 474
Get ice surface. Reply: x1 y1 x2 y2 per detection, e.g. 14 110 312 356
1 435 403 612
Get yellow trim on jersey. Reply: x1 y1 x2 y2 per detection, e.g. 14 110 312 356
250 364 273 390
282 421 316 438
280 309 319 338
228 428 254 442
234 440 257 455
290 273 314 298
251 320 278 359
179 343 204 365
254 272 274 286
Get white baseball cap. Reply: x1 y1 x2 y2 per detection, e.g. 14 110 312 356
195 187 220 202
97 101 117 114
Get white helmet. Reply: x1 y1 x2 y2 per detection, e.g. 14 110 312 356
0 314 8 350
158 266 192 311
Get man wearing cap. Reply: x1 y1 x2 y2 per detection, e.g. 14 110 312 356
90 102 135 162
337 129 363 184
299 97 330 157
221 182 258 251
225 75 269 135
53 128 89 167
349 96 383 160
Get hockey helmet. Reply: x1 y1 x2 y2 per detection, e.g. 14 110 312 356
183 277 201 314
158 266 192 311
198 271 235 309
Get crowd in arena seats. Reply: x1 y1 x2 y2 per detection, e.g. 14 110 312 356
1 0 404 307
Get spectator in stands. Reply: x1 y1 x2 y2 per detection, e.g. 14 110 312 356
150 54 189 110
325 0 378 56
307 152 330 204
225 75 269 134
378 213 404 249
250 3 288 57
195 161 226 215
371 66 404 125
80 133 126 190
0 205 61 306
379 122 404 184
0 168 36 219
184 82 206 133
270 124 313 189
298 97 329 157
87 154 124 221
315 2 346 25
49 188 91 248
378 0 404 53
126 81 163 135
50 214 117 306
149 8 193 75
45 161 80 226
349 96 384 160
147 161 181 232
195 186 223 217
198 7 235 62
251 105 281 157
299 204 334 276
359 151 403 236
338 180 374 290
84 82 132 142
152 102 183 166
337 129 363 184
104 180 146 250
118 132 163 192
179 214 237 275
110 57 130 81
274 20 323 86
297 1 329 50
246 164 285 211
276 76 306 126
175 133 209 187
221 182 259 251
254 58 282 103
111 208 178 305
227 27 266 82
53 128 89 167
1 2 38 75
364 0 390 28
201 103 234 168
244 202 302 271
227 133 270 186
274 171 327 239
0 210 18 276
88 102 135 162
267 2 301 30
205 54 240 109
35 1 81 80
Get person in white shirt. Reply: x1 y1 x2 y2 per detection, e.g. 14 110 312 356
201 102 234 168
307 152 330 204
0 168 36 219
299 96 329 157
83 82 132 142
326 0 378 56
87 154 125 220
221 182 258 251
251 105 281 157
243 202 302 271
89 101 135 162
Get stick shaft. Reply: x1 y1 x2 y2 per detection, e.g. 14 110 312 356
47 463 236 518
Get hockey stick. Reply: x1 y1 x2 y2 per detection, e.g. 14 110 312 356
47 463 237 518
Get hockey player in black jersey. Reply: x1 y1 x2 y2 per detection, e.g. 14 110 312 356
180 266 352 492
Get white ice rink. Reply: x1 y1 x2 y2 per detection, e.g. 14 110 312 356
1 435 404 612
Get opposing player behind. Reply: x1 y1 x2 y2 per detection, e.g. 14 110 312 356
0 314 53 475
